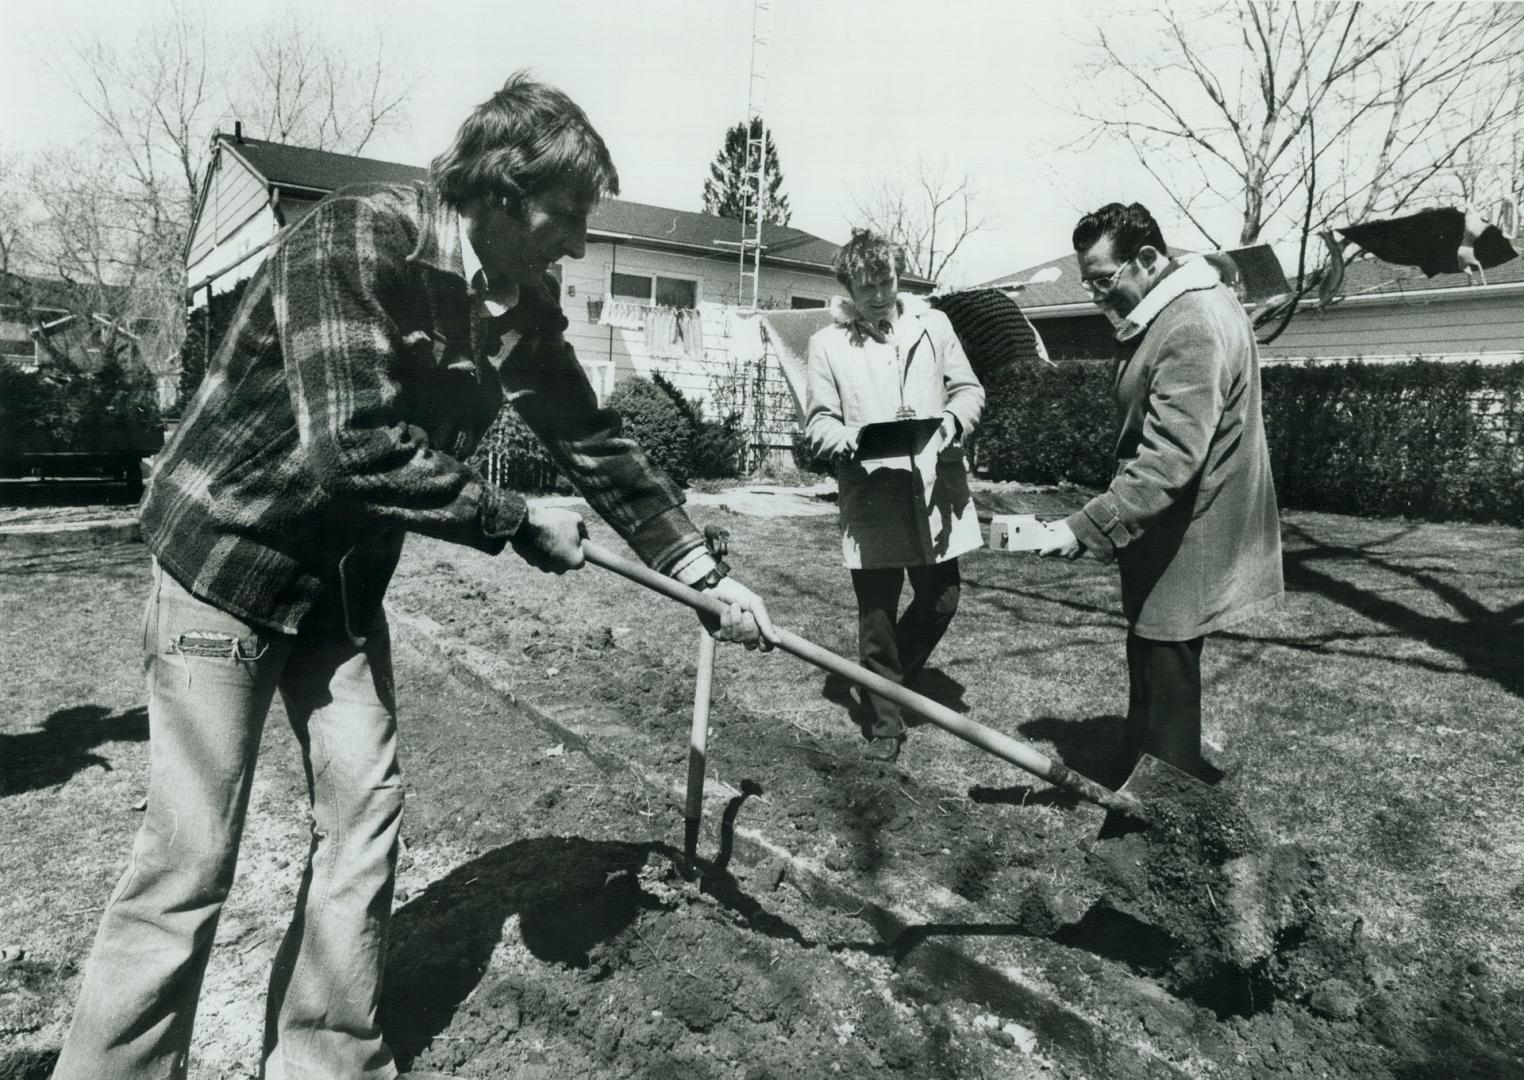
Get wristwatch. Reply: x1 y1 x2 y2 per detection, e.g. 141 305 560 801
694 558 731 591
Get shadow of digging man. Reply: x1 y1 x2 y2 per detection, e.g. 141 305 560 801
379 836 653 1064
381 813 816 1070
0 704 148 798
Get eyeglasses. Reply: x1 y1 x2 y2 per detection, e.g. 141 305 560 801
1081 259 1132 296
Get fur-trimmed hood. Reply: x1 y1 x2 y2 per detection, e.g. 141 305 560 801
829 292 934 345
1115 255 1223 342
828 291 933 325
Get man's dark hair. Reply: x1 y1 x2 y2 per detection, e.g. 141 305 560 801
1072 202 1167 261
431 70 620 210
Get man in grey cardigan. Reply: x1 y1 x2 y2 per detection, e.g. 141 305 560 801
1040 202 1283 784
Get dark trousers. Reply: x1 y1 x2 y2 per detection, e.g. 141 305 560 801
1122 632 1205 779
850 560 961 739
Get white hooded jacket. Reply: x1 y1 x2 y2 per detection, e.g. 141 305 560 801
803 293 985 569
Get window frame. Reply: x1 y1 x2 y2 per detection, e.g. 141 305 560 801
607 268 703 310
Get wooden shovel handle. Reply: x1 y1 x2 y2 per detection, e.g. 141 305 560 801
581 542 1143 817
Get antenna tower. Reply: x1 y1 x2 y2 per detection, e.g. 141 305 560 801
737 0 773 311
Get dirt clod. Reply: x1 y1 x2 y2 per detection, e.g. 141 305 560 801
1310 978 1361 1021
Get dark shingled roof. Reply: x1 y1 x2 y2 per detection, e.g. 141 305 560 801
226 136 426 192
217 133 899 279
983 239 1523 311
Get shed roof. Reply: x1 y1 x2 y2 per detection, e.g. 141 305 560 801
981 239 1523 314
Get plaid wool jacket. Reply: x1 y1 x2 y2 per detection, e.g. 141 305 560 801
143 181 703 634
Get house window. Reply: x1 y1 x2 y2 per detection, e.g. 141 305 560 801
610 271 699 309
790 296 827 309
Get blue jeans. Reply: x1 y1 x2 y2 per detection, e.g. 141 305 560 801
53 561 404 1080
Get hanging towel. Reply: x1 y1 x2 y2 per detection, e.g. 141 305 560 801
646 306 684 359
599 300 649 331
677 309 706 363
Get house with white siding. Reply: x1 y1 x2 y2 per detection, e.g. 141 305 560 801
184 132 928 432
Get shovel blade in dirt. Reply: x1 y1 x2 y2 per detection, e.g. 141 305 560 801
1100 752 1213 836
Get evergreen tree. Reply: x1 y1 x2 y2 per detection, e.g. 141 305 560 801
701 118 791 225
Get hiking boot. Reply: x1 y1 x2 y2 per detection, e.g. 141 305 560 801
864 735 904 763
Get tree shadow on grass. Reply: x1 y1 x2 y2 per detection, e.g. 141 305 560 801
0 1048 58 1080
0 704 148 797
1280 522 1524 700
379 832 812 1069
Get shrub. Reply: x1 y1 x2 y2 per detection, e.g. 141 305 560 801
650 371 743 480
789 430 834 475
690 412 745 479
467 408 569 494
0 357 161 458
608 375 693 486
975 360 1116 487
1261 359 1524 524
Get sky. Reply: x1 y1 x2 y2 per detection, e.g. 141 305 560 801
1 0 1214 286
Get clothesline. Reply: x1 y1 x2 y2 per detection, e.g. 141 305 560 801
597 300 706 363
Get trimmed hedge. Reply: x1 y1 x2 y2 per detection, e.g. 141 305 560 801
977 356 1524 526
975 361 1117 489
1262 359 1524 524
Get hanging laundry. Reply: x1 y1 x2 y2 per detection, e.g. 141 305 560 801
599 300 648 331
1336 206 1517 278
644 306 681 359
676 309 706 363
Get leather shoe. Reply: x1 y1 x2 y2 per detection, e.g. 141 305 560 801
864 735 903 763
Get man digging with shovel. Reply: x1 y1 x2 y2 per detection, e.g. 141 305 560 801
51 73 773 1080
1039 201 1283 786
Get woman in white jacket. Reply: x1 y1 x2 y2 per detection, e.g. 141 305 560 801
803 229 985 762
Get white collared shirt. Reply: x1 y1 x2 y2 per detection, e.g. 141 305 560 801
458 215 521 318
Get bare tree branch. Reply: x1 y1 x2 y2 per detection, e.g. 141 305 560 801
1075 0 1524 251
30 1 414 381
849 158 992 285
